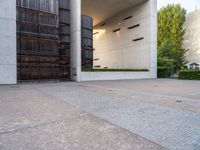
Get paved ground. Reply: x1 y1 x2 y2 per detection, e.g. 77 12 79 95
0 79 200 150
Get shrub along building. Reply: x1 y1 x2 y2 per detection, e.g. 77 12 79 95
0 0 157 84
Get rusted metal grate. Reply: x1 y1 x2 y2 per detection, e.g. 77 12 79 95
58 0 70 80
17 0 70 82
81 15 94 70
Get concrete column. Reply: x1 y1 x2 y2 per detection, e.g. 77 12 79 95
0 0 17 84
70 0 81 81
150 0 157 78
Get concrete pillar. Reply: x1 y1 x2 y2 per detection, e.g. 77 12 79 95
0 0 17 84
70 0 81 81
150 0 157 78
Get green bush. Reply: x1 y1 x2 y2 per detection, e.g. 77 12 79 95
178 70 200 80
157 67 171 78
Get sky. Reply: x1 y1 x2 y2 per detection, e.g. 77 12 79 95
158 0 200 13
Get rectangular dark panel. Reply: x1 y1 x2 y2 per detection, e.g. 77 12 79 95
81 15 93 70
133 37 144 41
123 16 132 20
17 0 70 82
113 28 121 32
127 24 140 30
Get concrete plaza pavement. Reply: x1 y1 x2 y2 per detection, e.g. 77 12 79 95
0 79 200 150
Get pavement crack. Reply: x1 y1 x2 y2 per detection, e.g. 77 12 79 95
0 119 64 136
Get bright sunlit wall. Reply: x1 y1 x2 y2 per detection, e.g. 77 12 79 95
93 1 153 70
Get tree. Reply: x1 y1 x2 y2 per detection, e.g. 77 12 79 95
158 40 176 70
158 4 187 72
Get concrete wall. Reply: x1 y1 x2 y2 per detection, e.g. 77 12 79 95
80 71 155 81
80 0 157 81
0 0 156 83
0 0 16 84
93 0 157 71
183 10 200 65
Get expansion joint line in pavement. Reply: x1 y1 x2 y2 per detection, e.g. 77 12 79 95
0 111 88 136
0 119 64 136
34 85 170 150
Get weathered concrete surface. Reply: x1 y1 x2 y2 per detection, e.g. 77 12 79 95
34 79 200 150
0 79 200 150
0 83 165 150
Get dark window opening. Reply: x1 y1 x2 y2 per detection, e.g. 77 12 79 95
123 16 132 20
128 24 140 30
133 37 144 41
93 58 99 61
100 23 106 26
113 28 120 32
94 65 101 68
93 32 99 35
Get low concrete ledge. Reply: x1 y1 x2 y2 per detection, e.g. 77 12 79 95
80 71 156 81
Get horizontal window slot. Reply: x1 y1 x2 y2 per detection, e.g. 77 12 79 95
100 23 106 26
93 32 99 35
128 24 140 29
94 65 101 68
93 58 99 61
113 28 120 32
123 16 132 20
133 37 144 41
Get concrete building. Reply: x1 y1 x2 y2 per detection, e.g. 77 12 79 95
0 0 16 84
183 9 200 66
0 0 157 84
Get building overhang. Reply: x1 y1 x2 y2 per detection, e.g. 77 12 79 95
81 0 147 26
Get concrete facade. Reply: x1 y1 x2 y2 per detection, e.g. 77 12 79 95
0 0 157 84
93 1 154 70
183 9 200 65
79 0 157 81
0 0 16 84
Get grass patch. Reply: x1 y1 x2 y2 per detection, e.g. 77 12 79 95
82 68 149 72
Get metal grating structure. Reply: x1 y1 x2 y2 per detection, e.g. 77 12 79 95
17 0 94 81
17 0 70 81
81 15 93 70
58 0 70 80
